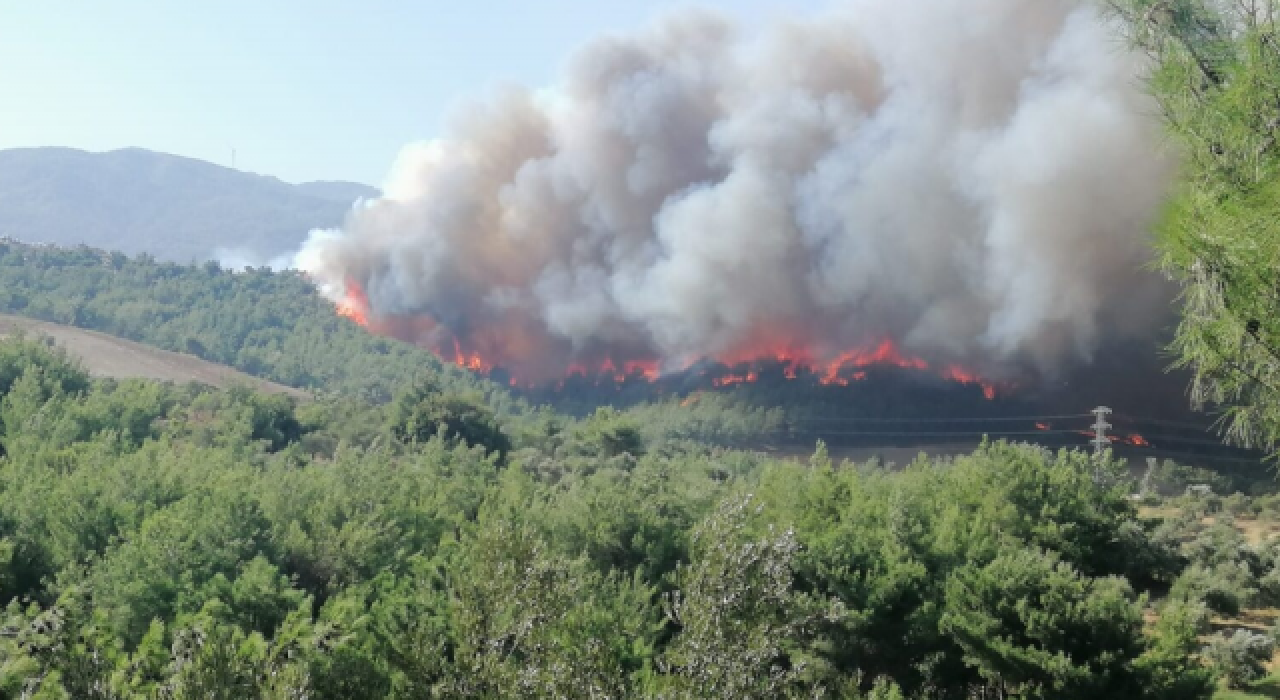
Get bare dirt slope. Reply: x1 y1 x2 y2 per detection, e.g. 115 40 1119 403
0 314 306 398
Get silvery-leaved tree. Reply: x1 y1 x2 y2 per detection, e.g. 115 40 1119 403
657 496 836 699
1111 0 1280 454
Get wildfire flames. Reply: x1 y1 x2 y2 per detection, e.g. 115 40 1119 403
568 359 661 383
1113 433 1152 448
713 371 759 388
332 281 1002 398
1072 429 1154 448
452 339 491 374
334 282 369 327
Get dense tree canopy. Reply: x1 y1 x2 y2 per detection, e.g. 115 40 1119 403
0 334 1226 698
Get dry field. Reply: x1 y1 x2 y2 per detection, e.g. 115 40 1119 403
0 313 306 399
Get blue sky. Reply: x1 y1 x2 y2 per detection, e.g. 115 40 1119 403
1 1 823 186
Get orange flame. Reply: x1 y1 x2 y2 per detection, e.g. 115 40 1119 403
1072 431 1154 448
327 294 1002 397
560 358 661 384
335 279 370 327
809 340 995 398
624 361 661 381
713 371 758 388
1113 433 1152 448
818 339 929 385
940 366 999 400
452 338 492 373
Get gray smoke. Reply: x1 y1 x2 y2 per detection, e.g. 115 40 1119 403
297 0 1173 381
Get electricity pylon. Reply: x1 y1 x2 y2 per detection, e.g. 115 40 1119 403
1091 406 1112 458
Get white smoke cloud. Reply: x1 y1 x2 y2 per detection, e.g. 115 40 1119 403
214 247 298 273
299 0 1174 381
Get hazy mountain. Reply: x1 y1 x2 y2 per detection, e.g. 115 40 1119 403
295 180 380 203
0 147 378 264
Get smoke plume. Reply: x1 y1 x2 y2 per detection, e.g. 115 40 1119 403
298 0 1173 382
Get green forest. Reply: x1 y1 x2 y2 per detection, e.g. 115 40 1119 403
0 244 478 404
0 334 1239 698
0 0 1277 697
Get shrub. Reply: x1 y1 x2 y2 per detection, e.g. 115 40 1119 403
1203 629 1274 689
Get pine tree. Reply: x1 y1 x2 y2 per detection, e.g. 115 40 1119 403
1112 0 1280 453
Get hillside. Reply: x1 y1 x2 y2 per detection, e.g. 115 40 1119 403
0 239 1256 468
0 313 305 398
0 239 512 408
0 147 378 263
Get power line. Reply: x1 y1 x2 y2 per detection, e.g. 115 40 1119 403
1123 433 1250 448
760 422 1260 450
768 429 1089 438
745 435 1268 463
1135 450 1267 465
1111 415 1220 431
782 414 1234 440
784 415 1237 442
749 437 1268 465
775 427 1253 450
786 413 1093 424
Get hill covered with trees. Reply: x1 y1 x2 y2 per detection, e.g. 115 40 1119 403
0 237 1260 472
0 240 487 404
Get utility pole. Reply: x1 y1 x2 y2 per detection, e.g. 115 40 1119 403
1091 406 1112 458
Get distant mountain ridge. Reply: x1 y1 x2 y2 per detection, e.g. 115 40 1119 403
295 180 380 203
0 147 378 263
